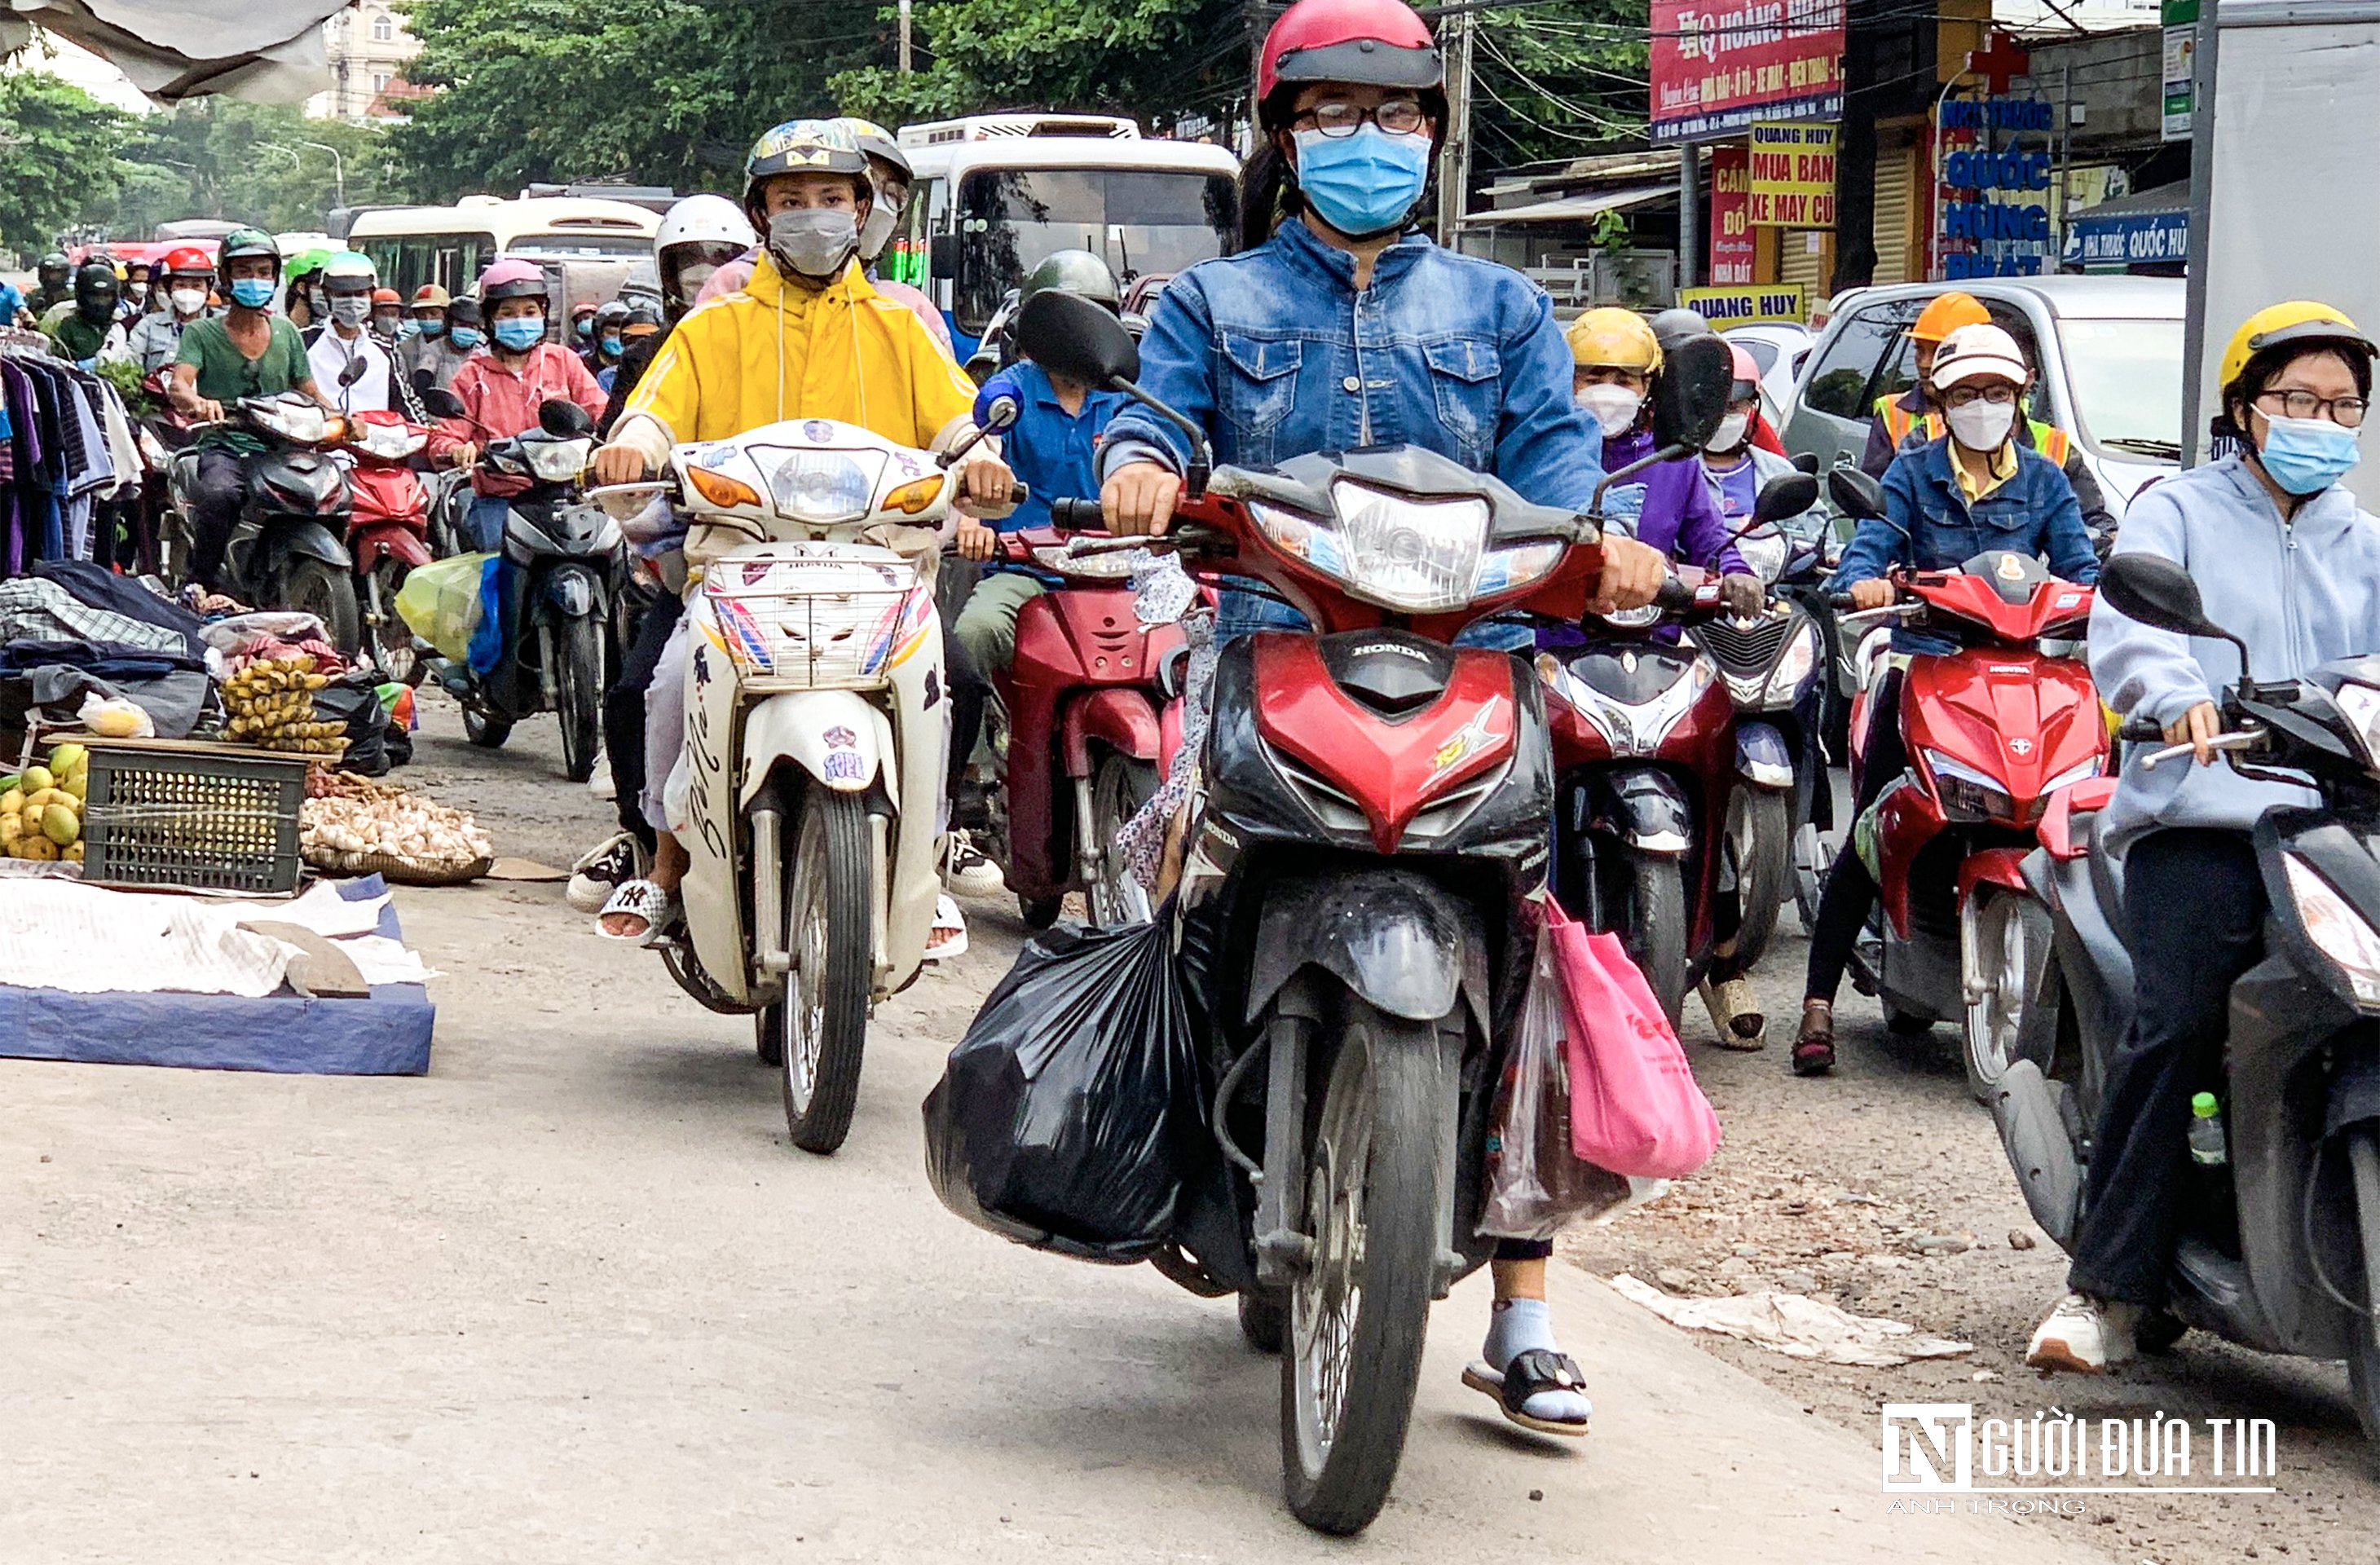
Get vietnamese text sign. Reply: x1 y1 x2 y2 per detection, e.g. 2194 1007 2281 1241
1650 0 1846 144
1710 144 1755 284
2068 209 2188 267
1936 96 2054 279
2162 0 2197 142
1747 121 1836 227
1681 284 1807 324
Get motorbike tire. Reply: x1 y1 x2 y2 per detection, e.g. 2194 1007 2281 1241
1716 788 1790 978
554 611 604 784
1239 1290 1286 1356
2345 1131 2380 1446
284 556 361 657
763 788 875 1157
369 558 424 687
1085 752 1157 928
461 704 513 750
1616 854 1690 1031
1792 822 1828 935
1961 888 2056 1104
1281 1000 1441 1536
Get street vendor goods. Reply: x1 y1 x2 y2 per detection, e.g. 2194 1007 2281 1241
0 741 88 862
222 655 346 758
300 772 491 882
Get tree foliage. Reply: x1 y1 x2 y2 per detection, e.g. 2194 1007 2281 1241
1470 2 1651 170
101 100 400 237
0 70 131 256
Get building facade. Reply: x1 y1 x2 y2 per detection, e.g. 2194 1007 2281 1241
305 2 423 121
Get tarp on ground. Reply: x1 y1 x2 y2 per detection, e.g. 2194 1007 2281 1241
0 1 345 105
0 875 434 1075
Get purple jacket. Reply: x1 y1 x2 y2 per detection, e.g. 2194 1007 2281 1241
1600 428 1747 578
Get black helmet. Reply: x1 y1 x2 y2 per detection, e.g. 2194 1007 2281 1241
37 251 69 284
73 261 118 316
1647 306 1714 355
741 119 871 230
215 227 281 289
1020 249 1122 313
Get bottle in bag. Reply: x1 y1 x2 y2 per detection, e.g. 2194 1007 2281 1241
2188 1090 2240 1254
2188 1091 2226 1166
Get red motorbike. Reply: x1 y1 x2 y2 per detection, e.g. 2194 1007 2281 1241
342 408 437 684
1012 289 1732 1535
972 526 1185 928
1827 479 2105 1093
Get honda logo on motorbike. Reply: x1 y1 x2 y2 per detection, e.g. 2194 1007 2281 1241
2008 737 2033 756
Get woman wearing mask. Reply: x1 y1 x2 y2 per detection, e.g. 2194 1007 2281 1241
586 118 1013 945
126 247 217 375
1097 0 1666 1441
2029 304 2380 1373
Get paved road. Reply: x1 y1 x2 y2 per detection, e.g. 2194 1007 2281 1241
0 701 2113 1561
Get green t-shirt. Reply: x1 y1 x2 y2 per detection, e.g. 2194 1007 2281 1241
175 315 312 404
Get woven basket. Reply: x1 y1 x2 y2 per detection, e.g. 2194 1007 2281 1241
304 847 491 887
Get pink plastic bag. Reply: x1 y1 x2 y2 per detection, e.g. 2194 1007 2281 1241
1479 919 1631 1240
1545 903 1721 1179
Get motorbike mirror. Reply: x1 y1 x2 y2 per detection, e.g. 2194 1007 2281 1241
1827 466 1887 522
2098 552 2224 641
338 355 369 388
1791 451 1820 475
418 385 468 421
1651 334 1734 453
972 373 1023 435
1014 289 1139 389
1752 473 1818 527
539 398 594 439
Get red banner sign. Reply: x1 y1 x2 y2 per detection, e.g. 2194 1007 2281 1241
1709 144 1755 284
1650 0 1847 144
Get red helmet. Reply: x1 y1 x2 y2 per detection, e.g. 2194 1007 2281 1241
161 245 214 280
1256 0 1443 124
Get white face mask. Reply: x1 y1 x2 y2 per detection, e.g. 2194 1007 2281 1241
1946 398 2016 451
673 262 716 304
170 286 206 317
858 205 898 264
1704 411 1752 453
1576 383 1643 438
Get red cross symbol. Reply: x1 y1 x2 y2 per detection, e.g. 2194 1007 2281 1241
1967 29 2032 94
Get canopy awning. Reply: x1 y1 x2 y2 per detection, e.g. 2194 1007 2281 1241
0 0 347 105
1457 183 1673 227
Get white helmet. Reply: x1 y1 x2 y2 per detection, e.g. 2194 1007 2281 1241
654 193 757 312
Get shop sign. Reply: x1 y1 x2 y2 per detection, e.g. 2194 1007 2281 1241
1681 284 1808 324
2064 209 2188 268
1650 0 1846 144
1747 121 1836 227
1710 144 1756 284
1936 96 2054 280
2162 0 2197 142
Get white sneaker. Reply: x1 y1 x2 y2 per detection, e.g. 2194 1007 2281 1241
566 832 641 915
2026 1292 2140 1373
942 830 1007 897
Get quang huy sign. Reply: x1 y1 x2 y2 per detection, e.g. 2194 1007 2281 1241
1650 0 1846 144
1747 121 1836 227
1681 284 1808 324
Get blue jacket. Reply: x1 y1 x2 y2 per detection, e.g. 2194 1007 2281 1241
1832 435 2099 653
2093 456 2380 850
998 359 1126 533
1100 218 1602 508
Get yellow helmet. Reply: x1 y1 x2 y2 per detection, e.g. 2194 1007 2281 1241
1566 306 1661 373
2219 301 2378 393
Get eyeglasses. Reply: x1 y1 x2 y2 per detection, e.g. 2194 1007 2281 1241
1292 99 1429 138
1941 386 2019 409
2256 389 2369 429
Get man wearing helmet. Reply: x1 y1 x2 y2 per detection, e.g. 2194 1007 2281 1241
304 252 423 421
584 117 1012 943
29 252 71 318
585 299 628 377
399 284 473 392
126 247 218 375
41 261 129 366
2028 303 2380 1375
166 227 337 589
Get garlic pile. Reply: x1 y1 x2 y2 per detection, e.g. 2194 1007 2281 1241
300 775 492 875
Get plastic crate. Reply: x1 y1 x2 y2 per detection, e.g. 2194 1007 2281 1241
79 738 307 895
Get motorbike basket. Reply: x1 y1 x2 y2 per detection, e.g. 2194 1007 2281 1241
701 572 931 691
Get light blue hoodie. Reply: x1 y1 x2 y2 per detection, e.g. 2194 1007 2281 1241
2091 455 2380 849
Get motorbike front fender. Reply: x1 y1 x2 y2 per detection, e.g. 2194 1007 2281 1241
1242 868 1491 1034
1062 686 1161 775
1735 721 1794 791
270 519 352 572
354 523 432 571
1590 766 1694 857
738 687 893 803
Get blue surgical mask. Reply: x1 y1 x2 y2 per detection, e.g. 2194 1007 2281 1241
601 333 623 356
447 326 487 351
2254 407 2362 495
1294 124 1431 240
493 318 545 352
575 318 593 341
228 277 276 310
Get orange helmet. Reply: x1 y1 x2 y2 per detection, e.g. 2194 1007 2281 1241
1912 291 1990 347
371 287 402 306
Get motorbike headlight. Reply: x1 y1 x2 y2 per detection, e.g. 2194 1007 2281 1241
1736 529 1789 586
525 438 591 483
2332 681 2380 765
1600 603 1664 629
1760 620 1819 707
2283 853 2380 1009
764 450 883 524
2043 756 2103 794
1922 747 2016 824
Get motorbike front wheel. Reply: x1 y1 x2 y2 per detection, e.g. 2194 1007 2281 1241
1613 853 1689 1029
369 558 423 686
1716 787 1789 977
1961 888 2056 1103
2342 1131 2380 1448
461 703 513 750
763 788 875 1156
284 556 361 656
1281 1000 1441 1535
553 611 604 783
1085 752 1157 928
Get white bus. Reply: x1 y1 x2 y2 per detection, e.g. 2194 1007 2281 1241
348 195 661 298
894 113 1241 356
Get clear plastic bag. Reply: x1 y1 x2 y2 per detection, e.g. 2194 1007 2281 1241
393 551 496 663
1479 915 1632 1241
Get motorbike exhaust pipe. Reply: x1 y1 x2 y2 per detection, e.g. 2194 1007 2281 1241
751 799 790 978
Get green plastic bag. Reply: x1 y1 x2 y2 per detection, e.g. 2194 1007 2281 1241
394 551 496 663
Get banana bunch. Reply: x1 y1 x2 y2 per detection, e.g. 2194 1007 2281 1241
223 656 346 757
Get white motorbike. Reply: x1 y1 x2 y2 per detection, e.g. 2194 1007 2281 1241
601 412 1018 1154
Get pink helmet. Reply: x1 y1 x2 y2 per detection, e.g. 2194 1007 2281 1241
477 256 548 309
1728 342 1762 401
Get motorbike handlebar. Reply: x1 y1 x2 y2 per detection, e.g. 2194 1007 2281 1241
1653 576 1697 612
2116 713 2164 743
1050 496 1104 529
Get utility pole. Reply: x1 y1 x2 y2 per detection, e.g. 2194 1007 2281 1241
1676 145 1699 298
898 0 913 73
1435 5 1474 247
298 139 347 211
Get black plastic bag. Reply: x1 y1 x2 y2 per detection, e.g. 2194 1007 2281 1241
923 917 1197 1263
313 675 394 776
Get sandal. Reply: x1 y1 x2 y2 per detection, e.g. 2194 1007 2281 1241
1461 1350 1592 1437
597 878 678 944
923 893 968 962
1699 976 1767 1051
1792 999 1836 1076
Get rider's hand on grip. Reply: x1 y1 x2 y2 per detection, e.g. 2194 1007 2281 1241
1050 497 1105 529
1589 535 1667 616
954 516 998 561
1848 577 1898 611
1102 461 1181 536
2167 700 2222 766
592 443 648 488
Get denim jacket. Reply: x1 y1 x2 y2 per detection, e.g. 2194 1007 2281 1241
1831 434 2100 654
1100 218 1602 509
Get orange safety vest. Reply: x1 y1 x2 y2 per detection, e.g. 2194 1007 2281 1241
1875 392 2072 466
